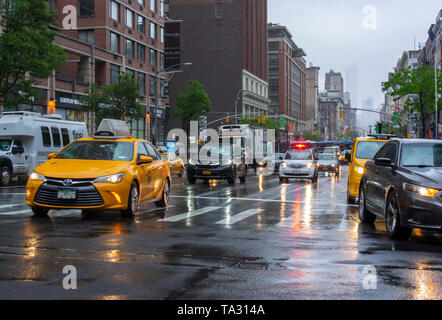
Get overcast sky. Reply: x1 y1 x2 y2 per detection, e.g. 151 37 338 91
268 0 441 127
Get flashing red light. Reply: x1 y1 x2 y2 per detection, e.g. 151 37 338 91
295 144 306 150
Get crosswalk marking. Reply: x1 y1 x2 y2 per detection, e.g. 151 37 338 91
0 204 24 210
160 206 221 222
215 208 264 225
0 209 32 216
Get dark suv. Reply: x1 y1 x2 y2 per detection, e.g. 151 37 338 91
359 139 442 239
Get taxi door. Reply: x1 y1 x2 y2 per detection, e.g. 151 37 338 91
136 142 154 201
145 142 167 196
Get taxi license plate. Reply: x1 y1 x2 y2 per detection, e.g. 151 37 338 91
58 188 76 200
202 171 212 175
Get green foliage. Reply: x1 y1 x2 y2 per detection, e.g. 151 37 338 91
303 131 321 141
382 64 442 138
0 0 66 106
239 115 280 130
172 80 211 132
81 74 144 126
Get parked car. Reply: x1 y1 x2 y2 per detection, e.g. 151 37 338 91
0 111 88 186
279 149 319 183
359 139 442 239
346 134 395 203
161 152 185 177
318 153 340 174
187 145 247 185
323 146 341 158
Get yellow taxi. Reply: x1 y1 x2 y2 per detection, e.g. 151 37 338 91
26 119 171 217
346 134 394 203
160 151 185 177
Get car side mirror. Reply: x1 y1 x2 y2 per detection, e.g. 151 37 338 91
47 153 56 160
375 157 393 166
345 152 352 162
139 155 153 164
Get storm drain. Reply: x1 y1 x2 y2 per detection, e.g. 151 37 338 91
233 262 268 270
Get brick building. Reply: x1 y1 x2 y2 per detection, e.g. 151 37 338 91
165 0 269 132
3 0 166 143
305 65 319 131
267 23 306 142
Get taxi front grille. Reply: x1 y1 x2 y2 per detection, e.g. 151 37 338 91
35 183 104 207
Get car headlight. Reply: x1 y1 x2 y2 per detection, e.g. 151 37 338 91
354 165 364 174
403 183 439 198
29 172 45 181
282 162 287 168
188 159 196 166
93 173 126 184
307 162 313 168
331 164 336 167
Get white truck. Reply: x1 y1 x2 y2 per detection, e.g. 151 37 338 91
0 111 88 186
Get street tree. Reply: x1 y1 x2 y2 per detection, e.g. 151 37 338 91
302 131 321 142
0 0 66 109
172 80 211 133
382 64 442 138
81 74 144 126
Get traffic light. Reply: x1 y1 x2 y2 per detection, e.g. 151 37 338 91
226 116 230 123
375 123 383 134
262 115 266 124
339 109 343 120
48 99 56 114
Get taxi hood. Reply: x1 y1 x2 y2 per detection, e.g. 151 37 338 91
35 159 131 179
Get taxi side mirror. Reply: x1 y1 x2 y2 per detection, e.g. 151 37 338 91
345 152 352 162
47 153 56 160
139 155 153 164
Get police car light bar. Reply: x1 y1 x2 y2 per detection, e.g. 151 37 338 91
367 134 397 140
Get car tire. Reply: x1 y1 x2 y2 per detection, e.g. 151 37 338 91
0 166 12 187
385 192 412 240
188 176 196 185
155 179 170 208
279 177 287 183
178 167 184 178
121 182 139 218
347 191 356 204
31 206 49 217
359 186 376 224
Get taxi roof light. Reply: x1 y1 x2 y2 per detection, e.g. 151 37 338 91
94 119 131 139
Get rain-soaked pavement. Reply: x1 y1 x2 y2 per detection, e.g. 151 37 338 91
0 166 441 300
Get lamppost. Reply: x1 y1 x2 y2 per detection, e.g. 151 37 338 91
152 62 192 146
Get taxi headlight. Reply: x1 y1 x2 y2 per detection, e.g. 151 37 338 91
94 173 126 184
354 165 364 175
403 183 439 198
307 162 313 168
282 162 288 168
29 172 45 181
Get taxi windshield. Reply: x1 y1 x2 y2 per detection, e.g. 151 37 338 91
56 141 134 161
355 141 387 160
0 139 12 152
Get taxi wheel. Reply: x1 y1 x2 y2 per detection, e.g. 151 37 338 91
121 182 139 218
31 206 49 217
156 179 170 208
188 176 196 184
0 166 12 186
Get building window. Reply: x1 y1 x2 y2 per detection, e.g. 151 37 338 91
269 42 279 51
126 69 135 78
137 15 145 34
137 0 145 5
215 2 223 19
126 9 134 28
150 22 156 39
160 27 164 43
160 0 164 17
110 0 119 21
160 79 165 98
79 0 94 17
160 52 164 69
149 48 157 67
150 76 156 97
137 44 145 62
126 39 134 58
138 73 146 95
51 127 61 147
41 127 52 147
78 30 95 44
110 64 120 84
130 118 145 139
110 32 119 53
150 0 156 13
269 53 279 73
49 0 57 11
61 128 70 146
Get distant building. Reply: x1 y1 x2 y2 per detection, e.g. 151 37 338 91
325 70 344 94
306 65 320 132
165 0 269 133
267 23 306 142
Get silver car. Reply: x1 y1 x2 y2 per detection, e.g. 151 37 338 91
318 153 340 174
279 149 319 183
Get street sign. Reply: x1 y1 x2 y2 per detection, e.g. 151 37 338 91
279 116 285 130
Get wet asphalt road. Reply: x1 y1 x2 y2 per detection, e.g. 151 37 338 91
0 166 441 300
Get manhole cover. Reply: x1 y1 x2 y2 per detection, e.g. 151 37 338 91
233 262 268 270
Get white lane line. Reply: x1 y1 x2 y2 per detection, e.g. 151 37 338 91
0 204 25 210
276 206 338 228
0 193 26 195
160 206 221 222
215 208 263 225
0 209 32 216
338 212 360 231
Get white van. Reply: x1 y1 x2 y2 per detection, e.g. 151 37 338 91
0 111 88 186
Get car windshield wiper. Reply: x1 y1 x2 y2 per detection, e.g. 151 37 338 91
403 165 434 168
